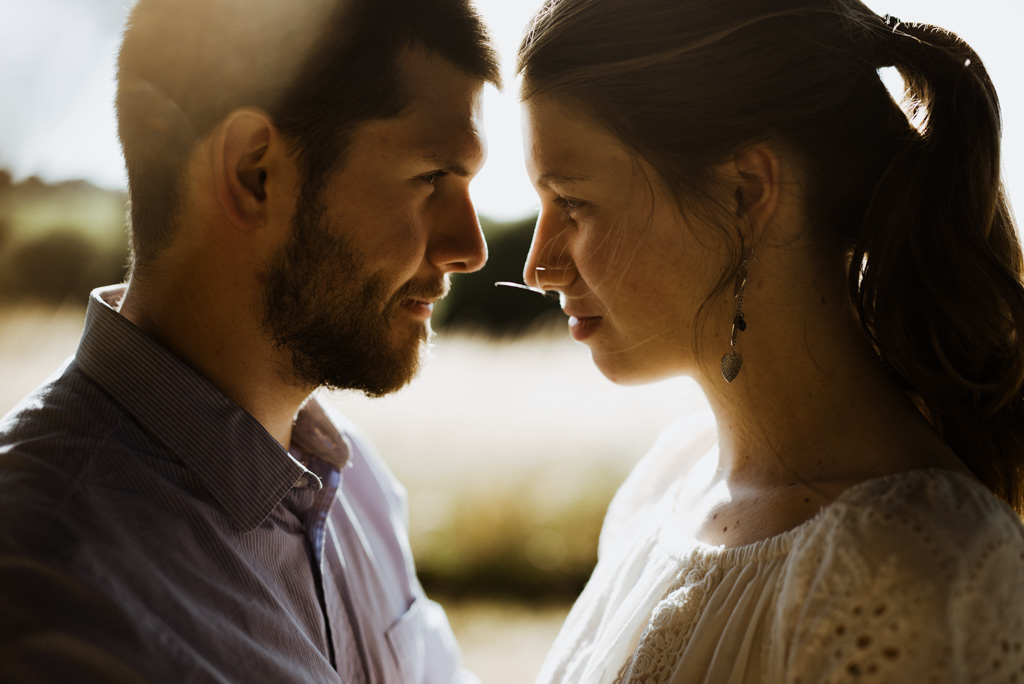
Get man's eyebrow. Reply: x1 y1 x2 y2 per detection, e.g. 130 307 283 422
422 154 475 177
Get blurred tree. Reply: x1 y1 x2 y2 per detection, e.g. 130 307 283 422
0 230 127 304
0 171 128 305
0 172 565 334
437 215 566 335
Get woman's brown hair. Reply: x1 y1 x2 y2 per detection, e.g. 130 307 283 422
518 0 1024 513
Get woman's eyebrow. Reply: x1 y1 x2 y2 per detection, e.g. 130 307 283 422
538 171 591 187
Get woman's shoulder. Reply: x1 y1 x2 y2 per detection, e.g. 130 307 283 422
786 468 1024 584
773 469 1024 679
800 468 1024 555
599 411 716 553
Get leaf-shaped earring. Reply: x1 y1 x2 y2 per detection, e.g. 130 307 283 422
721 256 750 383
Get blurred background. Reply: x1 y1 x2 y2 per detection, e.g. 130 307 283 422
1 0 1021 681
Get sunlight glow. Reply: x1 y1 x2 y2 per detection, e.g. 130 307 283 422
0 0 1019 220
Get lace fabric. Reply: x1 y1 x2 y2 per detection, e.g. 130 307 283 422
538 455 1024 684
614 567 719 684
773 471 1024 684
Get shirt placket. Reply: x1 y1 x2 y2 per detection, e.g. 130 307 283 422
304 460 371 683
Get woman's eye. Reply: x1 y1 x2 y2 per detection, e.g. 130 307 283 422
556 197 584 210
553 196 587 220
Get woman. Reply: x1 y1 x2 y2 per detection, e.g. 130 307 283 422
517 0 1024 681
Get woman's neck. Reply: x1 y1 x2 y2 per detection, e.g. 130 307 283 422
697 239 966 493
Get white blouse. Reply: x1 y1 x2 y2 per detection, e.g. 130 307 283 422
537 414 1024 684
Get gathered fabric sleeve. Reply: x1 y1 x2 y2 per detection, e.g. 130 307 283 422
769 470 1024 684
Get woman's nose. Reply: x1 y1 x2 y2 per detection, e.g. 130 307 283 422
523 210 576 291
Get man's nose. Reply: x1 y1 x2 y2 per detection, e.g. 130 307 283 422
430 191 487 274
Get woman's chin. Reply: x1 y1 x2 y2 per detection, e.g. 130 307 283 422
590 352 679 387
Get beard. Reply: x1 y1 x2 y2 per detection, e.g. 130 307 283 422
261 187 440 397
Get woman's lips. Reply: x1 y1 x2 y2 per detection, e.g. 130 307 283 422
568 315 602 341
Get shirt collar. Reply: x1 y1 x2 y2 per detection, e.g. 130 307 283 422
75 284 350 531
291 399 352 471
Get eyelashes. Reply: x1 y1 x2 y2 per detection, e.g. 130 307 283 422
420 171 450 185
554 196 586 210
553 196 588 222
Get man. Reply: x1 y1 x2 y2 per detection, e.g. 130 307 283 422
0 0 499 681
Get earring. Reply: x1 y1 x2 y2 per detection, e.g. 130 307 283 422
721 256 750 383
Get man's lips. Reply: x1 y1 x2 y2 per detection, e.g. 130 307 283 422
400 298 436 320
393 278 447 317
399 280 448 305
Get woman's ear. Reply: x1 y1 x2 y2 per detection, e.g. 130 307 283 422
729 143 781 242
213 108 275 230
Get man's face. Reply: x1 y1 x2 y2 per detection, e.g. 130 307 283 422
262 47 488 396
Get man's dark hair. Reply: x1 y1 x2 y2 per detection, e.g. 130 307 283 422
117 0 501 269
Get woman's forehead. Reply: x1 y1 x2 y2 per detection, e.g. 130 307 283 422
523 97 633 184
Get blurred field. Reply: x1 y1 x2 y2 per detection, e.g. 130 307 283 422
0 306 709 681
0 174 716 681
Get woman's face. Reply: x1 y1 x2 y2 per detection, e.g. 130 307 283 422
522 97 727 384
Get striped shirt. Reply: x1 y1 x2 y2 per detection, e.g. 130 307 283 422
0 285 474 683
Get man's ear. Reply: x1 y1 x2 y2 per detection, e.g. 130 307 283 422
727 143 781 243
213 108 276 230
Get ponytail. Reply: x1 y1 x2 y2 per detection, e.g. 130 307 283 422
518 0 1024 513
852 17 1024 513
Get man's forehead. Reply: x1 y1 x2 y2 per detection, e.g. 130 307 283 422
346 98 485 178
396 45 486 114
382 47 487 163
401 120 486 175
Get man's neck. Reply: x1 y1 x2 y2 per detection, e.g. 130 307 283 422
117 274 309 450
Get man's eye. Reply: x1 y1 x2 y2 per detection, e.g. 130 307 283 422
421 171 449 185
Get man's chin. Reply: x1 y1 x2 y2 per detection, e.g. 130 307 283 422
375 324 434 392
317 329 430 397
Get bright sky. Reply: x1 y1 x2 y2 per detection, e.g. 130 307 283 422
0 0 1020 221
